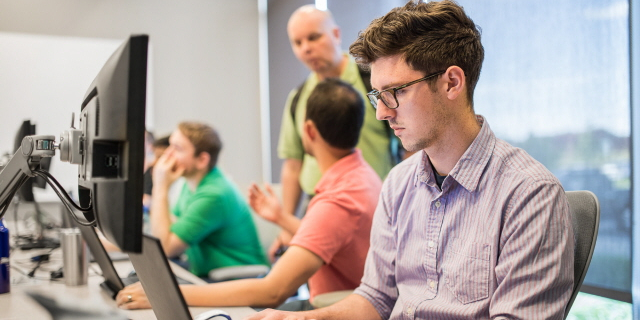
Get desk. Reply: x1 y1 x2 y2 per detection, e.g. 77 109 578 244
0 247 256 319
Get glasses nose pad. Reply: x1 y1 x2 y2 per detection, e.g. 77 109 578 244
368 95 379 109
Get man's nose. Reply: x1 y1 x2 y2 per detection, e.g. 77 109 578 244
300 40 312 54
375 100 395 121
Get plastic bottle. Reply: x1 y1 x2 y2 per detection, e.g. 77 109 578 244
0 218 9 294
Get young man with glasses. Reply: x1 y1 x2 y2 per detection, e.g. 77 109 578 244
247 1 574 319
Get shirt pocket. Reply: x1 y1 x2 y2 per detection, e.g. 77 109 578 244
442 239 491 304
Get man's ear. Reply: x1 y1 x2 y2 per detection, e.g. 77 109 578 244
443 66 466 101
332 26 341 44
303 119 317 141
195 151 211 171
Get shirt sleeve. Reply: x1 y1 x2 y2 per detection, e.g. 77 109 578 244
353 191 398 320
170 193 226 245
277 88 304 160
490 181 574 320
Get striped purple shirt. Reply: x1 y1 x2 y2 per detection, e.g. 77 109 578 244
354 116 574 320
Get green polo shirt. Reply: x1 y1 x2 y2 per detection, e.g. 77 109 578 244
170 168 268 277
277 56 393 195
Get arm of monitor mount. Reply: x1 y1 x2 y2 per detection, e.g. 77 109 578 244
0 133 91 226
0 135 55 213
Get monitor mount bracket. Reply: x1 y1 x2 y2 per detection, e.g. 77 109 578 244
0 115 87 224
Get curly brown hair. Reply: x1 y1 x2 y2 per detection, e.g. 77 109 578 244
349 0 484 107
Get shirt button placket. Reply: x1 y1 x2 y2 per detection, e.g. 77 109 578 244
405 306 414 318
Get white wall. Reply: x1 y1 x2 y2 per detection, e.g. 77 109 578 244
0 0 263 196
0 33 122 201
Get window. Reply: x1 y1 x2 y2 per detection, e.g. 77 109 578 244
458 0 631 300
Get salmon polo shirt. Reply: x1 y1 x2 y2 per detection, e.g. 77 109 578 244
290 150 382 301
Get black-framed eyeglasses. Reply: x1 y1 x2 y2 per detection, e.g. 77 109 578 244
367 70 445 109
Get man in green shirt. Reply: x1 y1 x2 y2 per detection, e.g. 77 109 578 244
275 5 396 259
151 121 267 277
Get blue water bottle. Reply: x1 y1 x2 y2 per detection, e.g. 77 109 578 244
0 218 9 294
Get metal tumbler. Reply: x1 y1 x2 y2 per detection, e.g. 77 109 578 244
59 228 88 286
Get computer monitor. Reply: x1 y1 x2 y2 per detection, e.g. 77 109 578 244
76 35 148 253
13 120 51 202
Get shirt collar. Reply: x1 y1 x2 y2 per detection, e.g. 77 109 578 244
416 115 495 193
315 149 365 194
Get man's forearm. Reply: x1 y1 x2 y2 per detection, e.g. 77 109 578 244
276 213 302 236
298 294 381 320
182 278 285 308
150 186 173 251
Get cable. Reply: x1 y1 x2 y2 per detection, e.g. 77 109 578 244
33 170 92 212
26 248 55 278
32 169 91 214
32 170 95 227
0 178 21 220
10 265 60 282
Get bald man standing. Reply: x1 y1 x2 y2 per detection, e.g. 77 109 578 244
274 5 396 258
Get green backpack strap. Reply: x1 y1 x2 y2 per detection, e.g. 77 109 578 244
289 80 307 124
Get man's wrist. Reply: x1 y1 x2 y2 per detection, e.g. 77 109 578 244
151 184 170 196
275 211 291 227
279 214 299 234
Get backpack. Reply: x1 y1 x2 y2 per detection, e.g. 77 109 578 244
288 66 403 165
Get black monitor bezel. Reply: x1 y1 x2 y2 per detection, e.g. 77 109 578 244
77 35 148 253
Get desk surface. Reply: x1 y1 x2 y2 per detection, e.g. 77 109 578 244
0 247 256 320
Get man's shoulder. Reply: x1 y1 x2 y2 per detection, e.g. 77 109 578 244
491 138 561 186
191 170 238 200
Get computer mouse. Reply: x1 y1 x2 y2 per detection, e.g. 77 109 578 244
193 309 232 320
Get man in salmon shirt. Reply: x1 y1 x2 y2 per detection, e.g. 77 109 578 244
117 78 381 311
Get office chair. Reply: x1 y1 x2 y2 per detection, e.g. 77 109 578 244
564 190 600 319
208 264 270 282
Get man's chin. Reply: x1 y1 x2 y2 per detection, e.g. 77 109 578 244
182 169 197 178
400 140 425 154
306 62 328 73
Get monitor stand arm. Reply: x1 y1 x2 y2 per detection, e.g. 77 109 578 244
0 135 56 209
0 130 87 225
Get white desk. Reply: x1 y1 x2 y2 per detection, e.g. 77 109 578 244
0 248 256 319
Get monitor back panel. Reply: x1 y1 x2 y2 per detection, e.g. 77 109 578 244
77 225 125 299
128 235 192 320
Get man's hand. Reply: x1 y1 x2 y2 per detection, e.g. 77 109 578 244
152 150 185 189
115 282 152 310
244 308 316 320
267 231 293 262
248 183 284 224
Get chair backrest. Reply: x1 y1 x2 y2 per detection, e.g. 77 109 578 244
564 190 600 319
